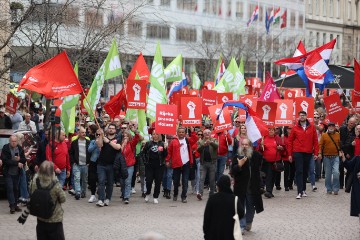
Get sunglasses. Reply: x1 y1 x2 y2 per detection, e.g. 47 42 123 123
121 127 127 129
235 121 240 123
124 122 129 124
197 133 203 136
108 128 116 130
96 134 100 137
314 117 319 119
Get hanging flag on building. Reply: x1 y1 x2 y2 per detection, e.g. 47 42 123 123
146 43 167 121
265 11 270 34
280 10 287 28
247 5 259 27
84 39 122 119
273 7 281 24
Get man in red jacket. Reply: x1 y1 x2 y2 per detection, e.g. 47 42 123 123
166 127 194 203
214 130 232 182
46 130 71 188
288 111 319 199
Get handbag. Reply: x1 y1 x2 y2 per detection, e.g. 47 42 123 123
233 196 243 240
273 160 285 172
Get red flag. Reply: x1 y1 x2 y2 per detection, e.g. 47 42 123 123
280 10 287 28
103 89 127 119
258 72 280 102
18 51 83 99
127 53 150 82
354 58 360 93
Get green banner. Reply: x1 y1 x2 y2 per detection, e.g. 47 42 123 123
84 39 122 119
164 54 182 83
146 43 167 121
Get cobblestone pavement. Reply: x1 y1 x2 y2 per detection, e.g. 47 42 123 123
0 173 359 240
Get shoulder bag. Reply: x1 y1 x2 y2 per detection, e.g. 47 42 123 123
233 196 243 240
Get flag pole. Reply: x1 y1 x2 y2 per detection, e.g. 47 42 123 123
335 82 355 112
256 0 259 79
81 91 101 128
271 4 274 77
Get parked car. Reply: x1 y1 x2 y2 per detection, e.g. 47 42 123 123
0 129 38 190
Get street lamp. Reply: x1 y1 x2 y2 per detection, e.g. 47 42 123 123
3 51 12 68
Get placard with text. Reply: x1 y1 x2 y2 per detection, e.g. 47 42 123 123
126 80 147 109
181 97 202 126
155 104 178 135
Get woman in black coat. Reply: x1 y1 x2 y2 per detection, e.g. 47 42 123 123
203 175 244 240
343 155 360 219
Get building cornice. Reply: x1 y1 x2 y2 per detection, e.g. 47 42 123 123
306 18 360 30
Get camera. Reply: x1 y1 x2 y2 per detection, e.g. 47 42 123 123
49 105 60 124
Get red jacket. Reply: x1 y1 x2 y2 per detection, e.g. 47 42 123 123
261 135 283 163
281 136 290 161
354 137 360 156
123 134 140 167
46 141 71 172
166 136 194 169
288 120 319 156
192 142 200 159
212 132 232 156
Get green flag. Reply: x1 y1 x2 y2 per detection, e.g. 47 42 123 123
164 54 182 83
214 58 245 98
146 43 167 121
191 66 201 90
61 62 80 135
84 39 122 119
239 57 244 75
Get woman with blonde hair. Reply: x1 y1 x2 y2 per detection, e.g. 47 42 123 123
33 161 66 239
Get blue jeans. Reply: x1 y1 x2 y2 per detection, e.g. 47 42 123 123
97 164 114 201
162 167 173 191
120 166 134 199
19 168 29 199
216 155 227 182
172 162 190 199
240 195 256 229
57 169 67 188
308 156 316 186
294 152 312 194
72 164 88 195
195 158 201 193
323 156 340 192
5 174 19 207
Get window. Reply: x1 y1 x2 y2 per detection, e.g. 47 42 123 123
226 33 242 46
316 32 319 46
299 14 304 28
128 20 142 37
107 10 123 26
336 0 340 18
308 0 312 14
161 0 170 6
85 10 103 28
323 0 326 16
203 0 221 15
235 2 243 18
315 0 319 15
329 0 333 17
227 0 231 17
290 11 296 28
176 27 197 42
323 33 326 44
336 35 340 49
330 34 333 41
202 30 221 44
309 31 313 47
348 0 351 20
146 24 170 39
62 6 79 26
177 0 197 11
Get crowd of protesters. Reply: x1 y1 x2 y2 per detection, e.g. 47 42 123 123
0 94 360 239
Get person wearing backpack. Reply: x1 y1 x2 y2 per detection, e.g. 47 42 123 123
30 161 66 240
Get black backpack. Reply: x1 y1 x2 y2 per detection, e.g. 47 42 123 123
29 178 56 219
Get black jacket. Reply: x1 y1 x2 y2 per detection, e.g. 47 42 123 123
69 138 90 165
231 150 264 214
1 143 26 175
0 115 13 129
340 125 355 157
35 138 48 166
344 156 360 217
203 191 244 240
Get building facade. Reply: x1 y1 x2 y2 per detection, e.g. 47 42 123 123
305 0 360 66
0 0 11 103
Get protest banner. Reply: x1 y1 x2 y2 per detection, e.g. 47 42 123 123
181 97 202 126
208 104 232 133
323 93 349 125
201 89 217 115
204 81 214 90
256 101 277 126
294 97 314 122
126 80 147 109
155 104 178 135
274 99 294 126
5 93 18 114
239 95 258 111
